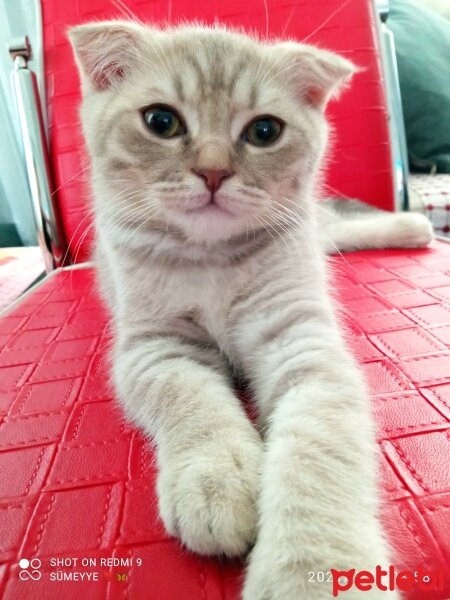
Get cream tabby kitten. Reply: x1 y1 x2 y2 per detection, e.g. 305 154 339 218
69 21 432 599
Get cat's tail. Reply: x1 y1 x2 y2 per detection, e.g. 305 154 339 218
320 198 434 253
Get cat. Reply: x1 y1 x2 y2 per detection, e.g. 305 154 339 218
69 21 433 599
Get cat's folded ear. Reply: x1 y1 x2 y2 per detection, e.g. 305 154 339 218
271 42 358 109
68 21 146 93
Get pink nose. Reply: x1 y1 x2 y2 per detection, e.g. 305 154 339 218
192 168 233 192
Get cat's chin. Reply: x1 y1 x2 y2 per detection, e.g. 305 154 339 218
184 201 234 218
168 204 247 244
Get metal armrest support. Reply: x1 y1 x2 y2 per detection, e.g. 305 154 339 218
375 0 411 211
8 37 66 271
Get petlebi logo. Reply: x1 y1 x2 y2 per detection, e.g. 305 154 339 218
330 565 447 596
19 558 42 581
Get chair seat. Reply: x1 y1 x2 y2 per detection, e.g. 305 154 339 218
1 242 450 599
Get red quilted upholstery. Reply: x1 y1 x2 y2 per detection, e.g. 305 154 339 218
1 243 450 599
4 0 448 597
42 0 394 263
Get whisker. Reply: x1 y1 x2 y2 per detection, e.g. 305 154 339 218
73 220 96 265
262 0 269 40
113 202 158 238
117 208 161 248
61 209 95 267
66 186 145 265
301 0 352 44
109 0 145 24
52 165 90 197
264 207 303 249
281 4 299 37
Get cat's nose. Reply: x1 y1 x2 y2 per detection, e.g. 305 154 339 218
192 168 234 192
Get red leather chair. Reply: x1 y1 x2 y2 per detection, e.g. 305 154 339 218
1 1 449 598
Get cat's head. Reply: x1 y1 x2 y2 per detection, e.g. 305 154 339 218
69 22 355 246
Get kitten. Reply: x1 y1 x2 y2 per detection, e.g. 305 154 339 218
69 21 432 599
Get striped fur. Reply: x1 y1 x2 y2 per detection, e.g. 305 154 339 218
69 22 432 599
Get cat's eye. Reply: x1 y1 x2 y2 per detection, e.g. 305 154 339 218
142 105 186 138
242 116 284 147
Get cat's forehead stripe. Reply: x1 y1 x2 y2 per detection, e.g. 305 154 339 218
160 38 260 109
173 75 185 103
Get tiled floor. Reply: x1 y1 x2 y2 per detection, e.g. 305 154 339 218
0 248 45 313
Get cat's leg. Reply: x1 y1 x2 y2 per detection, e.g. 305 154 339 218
230 283 399 599
321 199 433 252
113 334 262 556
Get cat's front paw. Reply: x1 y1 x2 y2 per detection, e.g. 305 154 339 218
157 429 262 557
243 543 316 600
243 549 402 600
393 212 434 248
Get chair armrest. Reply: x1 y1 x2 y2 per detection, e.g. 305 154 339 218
375 0 411 211
9 36 66 271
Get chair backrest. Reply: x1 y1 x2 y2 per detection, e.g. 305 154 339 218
41 0 394 263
